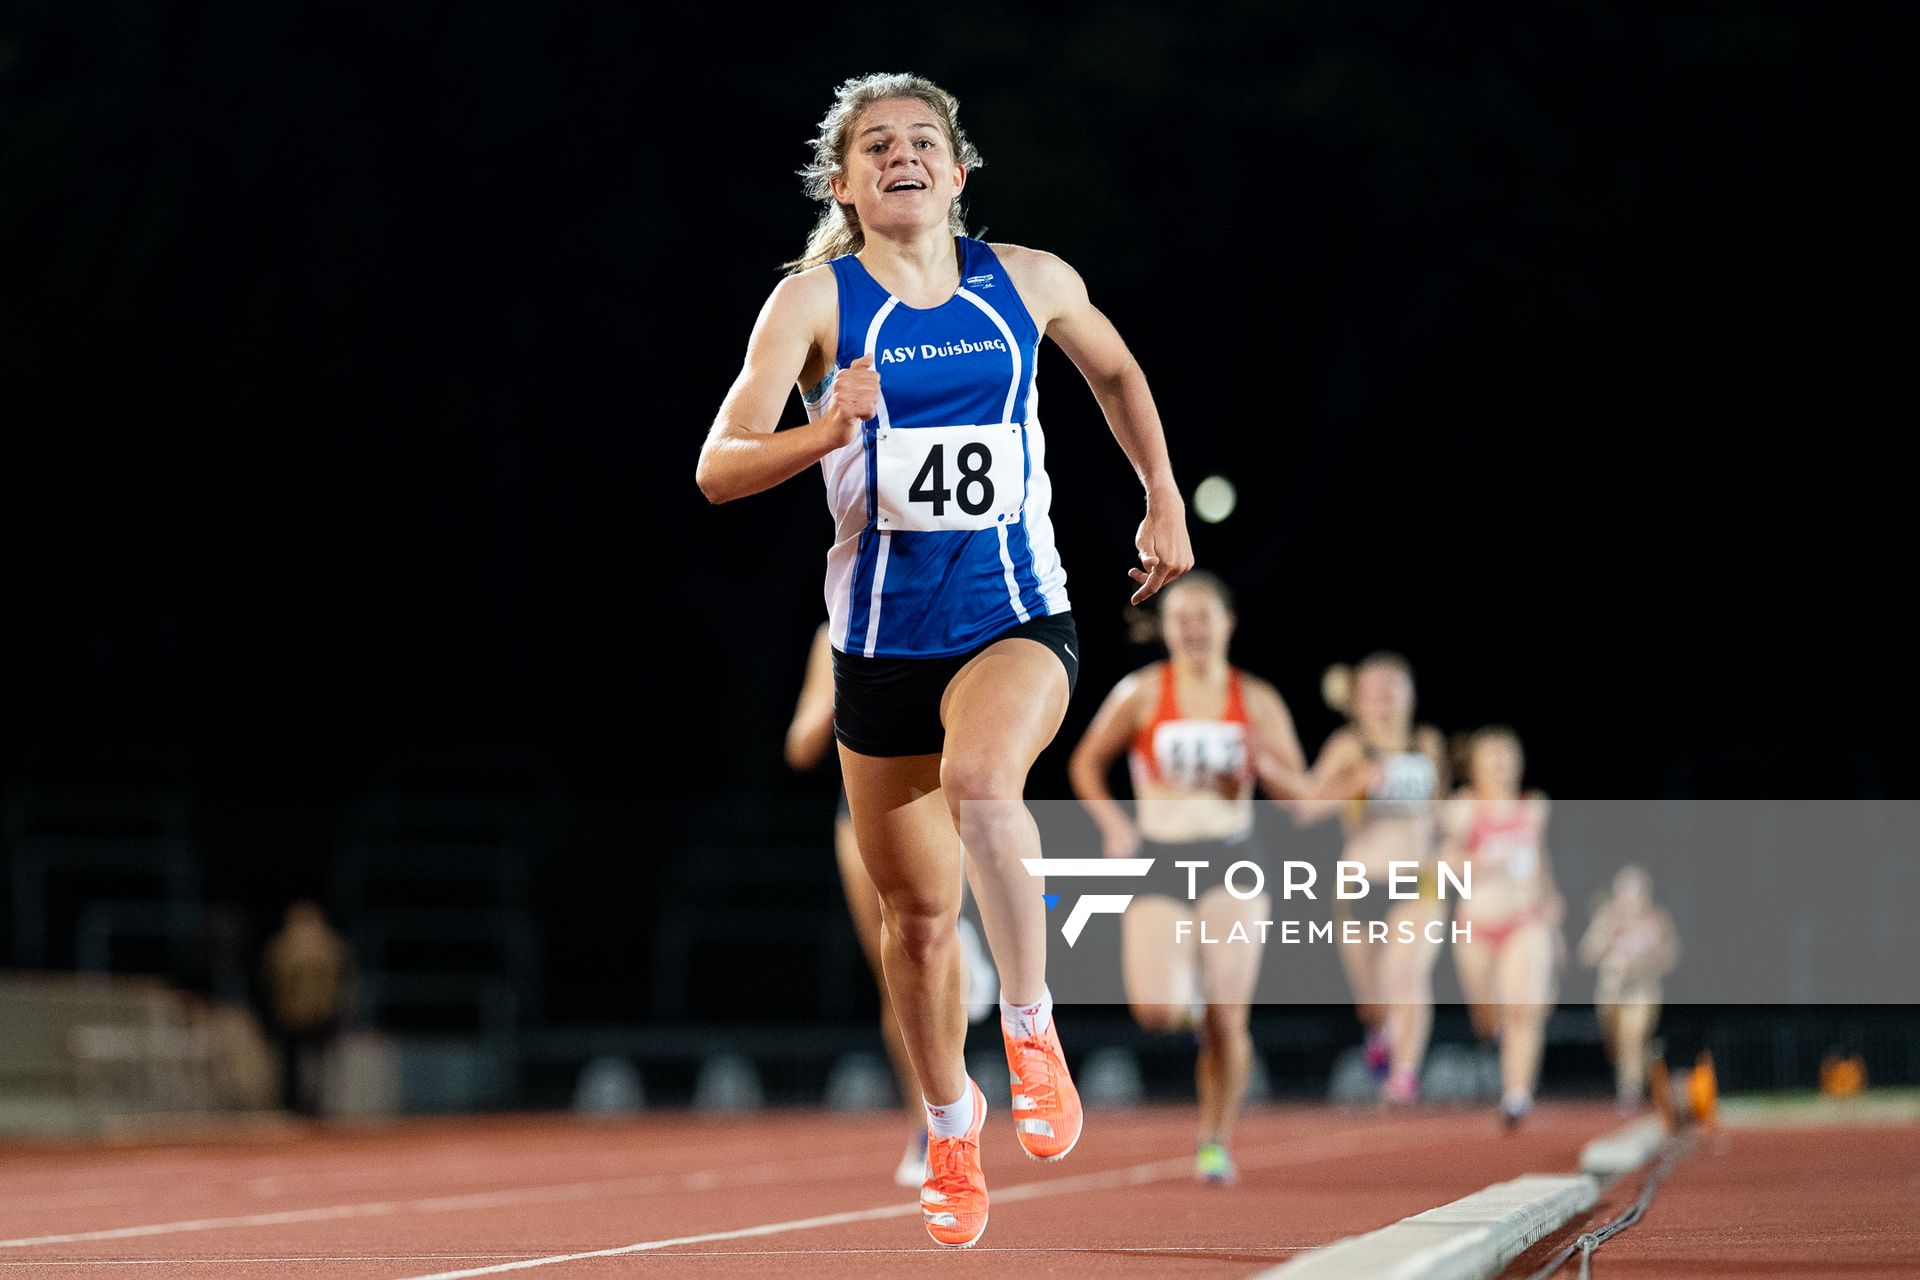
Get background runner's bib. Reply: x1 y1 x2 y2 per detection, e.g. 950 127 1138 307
1371 753 1438 812
1479 832 1539 880
1467 803 1545 882
1149 719 1248 792
874 423 1025 532
1128 664 1254 798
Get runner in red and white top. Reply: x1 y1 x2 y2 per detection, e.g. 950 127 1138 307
1438 726 1565 1128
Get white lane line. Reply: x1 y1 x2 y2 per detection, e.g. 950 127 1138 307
0 1202 401 1250
533 1245 1311 1258
405 1201 926 1279
0 1129 809 1206
0 1189 126 1214
0 1152 882 1250
0 1245 1311 1266
0 1259 542 1268
398 1117 1467 1280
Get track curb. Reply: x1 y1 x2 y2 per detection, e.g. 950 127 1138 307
1251 1113 1671 1279
1579 1116 1665 1179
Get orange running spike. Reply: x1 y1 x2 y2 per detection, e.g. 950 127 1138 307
1003 1016 1084 1162
921 1079 989 1248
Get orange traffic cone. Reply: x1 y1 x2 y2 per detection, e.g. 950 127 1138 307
1820 1054 1866 1098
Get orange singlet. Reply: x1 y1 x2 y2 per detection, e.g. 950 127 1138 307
1128 663 1253 797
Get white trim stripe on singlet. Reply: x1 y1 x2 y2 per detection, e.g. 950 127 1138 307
859 298 902 656
996 524 1032 624
1022 380 1069 616
954 287 1024 424
955 286 1032 623
861 295 902 429
865 533 892 658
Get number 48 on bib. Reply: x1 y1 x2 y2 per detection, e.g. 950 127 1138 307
874 423 1025 532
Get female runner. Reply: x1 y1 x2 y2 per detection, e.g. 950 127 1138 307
1068 571 1307 1184
1579 865 1680 1110
699 72 1192 1248
1438 727 1564 1127
1297 654 1449 1104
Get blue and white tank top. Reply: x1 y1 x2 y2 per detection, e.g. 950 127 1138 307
802 237 1071 659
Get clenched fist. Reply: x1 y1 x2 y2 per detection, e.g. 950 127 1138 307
824 353 880 446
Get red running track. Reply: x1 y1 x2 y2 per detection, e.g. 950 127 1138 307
3 1102 1888 1279
1501 1122 1920 1279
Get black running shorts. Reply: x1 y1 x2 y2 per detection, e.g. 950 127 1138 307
831 612 1080 757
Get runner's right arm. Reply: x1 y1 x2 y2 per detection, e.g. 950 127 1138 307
696 271 874 503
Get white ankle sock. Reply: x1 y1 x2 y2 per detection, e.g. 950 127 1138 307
924 1083 976 1139
1000 985 1052 1038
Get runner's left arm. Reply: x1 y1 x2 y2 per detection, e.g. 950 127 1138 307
1001 244 1192 604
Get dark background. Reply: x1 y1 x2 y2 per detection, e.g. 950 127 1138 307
2 3 1908 1061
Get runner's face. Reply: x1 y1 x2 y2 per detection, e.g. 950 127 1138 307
1355 665 1411 728
1163 586 1232 665
1472 738 1521 795
830 99 963 236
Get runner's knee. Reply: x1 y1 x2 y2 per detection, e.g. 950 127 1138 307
881 900 958 963
1201 1003 1251 1047
940 750 1025 807
1131 1004 1189 1034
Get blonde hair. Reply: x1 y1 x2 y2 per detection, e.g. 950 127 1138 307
1322 651 1413 716
785 73 984 274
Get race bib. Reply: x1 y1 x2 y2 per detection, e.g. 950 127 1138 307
874 423 1025 532
1482 836 1539 880
1371 753 1437 808
1152 720 1248 792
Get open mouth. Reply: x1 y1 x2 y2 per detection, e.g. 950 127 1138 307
884 179 927 192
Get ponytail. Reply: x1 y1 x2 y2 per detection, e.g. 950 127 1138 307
1321 664 1354 715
